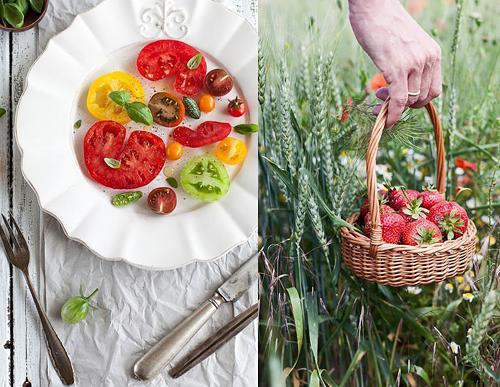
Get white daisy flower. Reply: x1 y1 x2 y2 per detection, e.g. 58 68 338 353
406 286 422 295
463 293 474 302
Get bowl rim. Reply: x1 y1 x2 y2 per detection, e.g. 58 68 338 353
0 0 49 32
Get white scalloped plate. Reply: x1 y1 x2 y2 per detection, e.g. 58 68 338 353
15 0 257 270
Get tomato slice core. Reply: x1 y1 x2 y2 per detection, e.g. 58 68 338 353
136 40 207 96
173 121 232 148
84 121 166 189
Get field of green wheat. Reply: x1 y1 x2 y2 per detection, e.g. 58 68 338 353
258 0 499 385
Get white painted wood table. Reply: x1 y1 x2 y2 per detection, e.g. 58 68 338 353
0 0 258 385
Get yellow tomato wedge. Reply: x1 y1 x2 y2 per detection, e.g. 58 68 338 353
215 137 247 165
86 71 145 124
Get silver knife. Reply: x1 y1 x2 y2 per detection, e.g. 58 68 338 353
133 253 258 380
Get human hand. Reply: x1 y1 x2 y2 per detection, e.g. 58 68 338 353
348 0 442 127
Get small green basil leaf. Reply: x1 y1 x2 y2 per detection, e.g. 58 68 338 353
28 0 43 13
126 102 153 126
109 90 130 107
111 191 143 207
73 119 82 129
16 0 29 15
4 2 24 28
187 53 203 70
234 123 259 135
166 177 178 188
0 2 5 21
0 108 6 118
104 157 121 169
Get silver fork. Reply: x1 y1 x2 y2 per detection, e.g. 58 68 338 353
0 212 74 385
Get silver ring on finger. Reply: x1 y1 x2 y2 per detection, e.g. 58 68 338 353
408 91 420 96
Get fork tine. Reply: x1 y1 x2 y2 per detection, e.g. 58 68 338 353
0 222 16 263
1 214 19 249
8 211 28 251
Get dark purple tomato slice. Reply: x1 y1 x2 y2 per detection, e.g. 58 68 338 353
147 187 177 214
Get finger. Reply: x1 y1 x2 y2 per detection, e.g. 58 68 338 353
375 87 389 101
428 60 443 100
386 76 408 128
407 68 422 106
372 103 382 115
413 60 442 108
411 61 433 108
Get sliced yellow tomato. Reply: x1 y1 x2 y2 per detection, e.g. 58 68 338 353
86 71 145 124
215 137 247 165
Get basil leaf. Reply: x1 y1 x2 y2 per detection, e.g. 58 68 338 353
126 102 153 126
109 90 130 107
16 0 29 15
28 0 43 13
166 177 178 188
0 108 6 118
0 2 4 21
73 119 82 129
111 191 143 207
187 53 203 70
104 157 121 169
4 2 24 28
234 123 259 135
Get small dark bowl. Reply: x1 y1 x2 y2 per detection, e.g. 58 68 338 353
0 0 49 32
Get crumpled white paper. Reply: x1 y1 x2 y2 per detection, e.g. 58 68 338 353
38 1 258 386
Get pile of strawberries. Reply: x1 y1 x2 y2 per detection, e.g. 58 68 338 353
358 186 470 246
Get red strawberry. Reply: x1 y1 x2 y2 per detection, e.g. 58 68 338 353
388 188 419 211
363 204 395 224
418 187 444 209
398 197 429 223
364 212 405 244
427 201 469 240
402 219 443 246
359 190 389 220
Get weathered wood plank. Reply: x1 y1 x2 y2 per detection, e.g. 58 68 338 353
11 28 42 387
0 30 13 386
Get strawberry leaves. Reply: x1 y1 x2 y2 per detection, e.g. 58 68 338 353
438 209 465 240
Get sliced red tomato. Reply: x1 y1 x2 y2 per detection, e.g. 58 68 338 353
136 40 207 96
173 121 232 148
84 121 166 189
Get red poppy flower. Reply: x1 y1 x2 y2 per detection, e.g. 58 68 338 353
455 157 477 172
368 73 387 92
341 97 353 124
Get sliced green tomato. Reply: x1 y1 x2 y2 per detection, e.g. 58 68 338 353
180 155 230 202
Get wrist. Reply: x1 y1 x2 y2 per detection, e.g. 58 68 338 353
348 0 394 14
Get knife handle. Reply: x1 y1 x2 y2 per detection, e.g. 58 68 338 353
133 293 225 380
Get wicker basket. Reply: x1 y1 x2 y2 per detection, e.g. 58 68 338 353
341 101 477 287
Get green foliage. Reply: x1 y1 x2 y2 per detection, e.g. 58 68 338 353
259 0 500 386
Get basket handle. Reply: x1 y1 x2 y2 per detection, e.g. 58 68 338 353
366 100 446 257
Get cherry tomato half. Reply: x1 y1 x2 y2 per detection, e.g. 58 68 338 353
198 94 215 113
166 141 184 160
205 69 234 97
215 137 247 165
148 92 185 127
148 187 177 214
227 96 246 117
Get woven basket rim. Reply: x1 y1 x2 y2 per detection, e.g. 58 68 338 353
341 212 477 254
